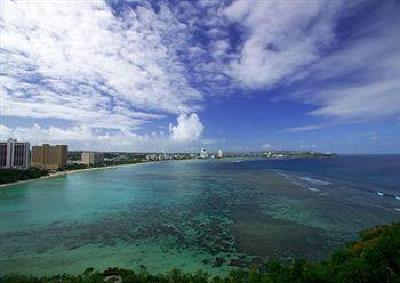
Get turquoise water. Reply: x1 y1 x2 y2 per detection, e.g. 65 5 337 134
0 158 399 275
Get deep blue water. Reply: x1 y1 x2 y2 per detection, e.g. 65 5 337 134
231 155 400 195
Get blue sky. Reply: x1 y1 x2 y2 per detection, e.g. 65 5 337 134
1 0 399 153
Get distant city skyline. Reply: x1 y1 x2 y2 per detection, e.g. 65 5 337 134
1 0 399 153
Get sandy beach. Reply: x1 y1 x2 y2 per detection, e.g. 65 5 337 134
0 163 142 188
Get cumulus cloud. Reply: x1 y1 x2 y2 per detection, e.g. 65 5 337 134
0 114 206 152
0 0 202 148
0 123 178 152
169 113 204 143
2 0 399 149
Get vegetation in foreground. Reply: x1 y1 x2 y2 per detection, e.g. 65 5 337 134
0 168 48 185
1 222 399 283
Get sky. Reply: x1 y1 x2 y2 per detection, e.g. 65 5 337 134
0 0 399 153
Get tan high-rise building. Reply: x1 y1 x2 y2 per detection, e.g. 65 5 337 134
81 152 104 166
31 144 68 170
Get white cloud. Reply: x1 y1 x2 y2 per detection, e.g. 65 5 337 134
0 119 207 152
284 124 325 132
2 0 399 148
223 0 400 128
0 0 202 148
261 143 272 150
169 113 204 143
0 123 169 152
200 138 216 145
222 0 340 88
309 79 400 120
286 4 400 127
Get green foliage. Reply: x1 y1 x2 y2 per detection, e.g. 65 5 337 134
1 223 399 283
65 163 89 170
0 168 48 184
108 159 146 165
65 160 146 171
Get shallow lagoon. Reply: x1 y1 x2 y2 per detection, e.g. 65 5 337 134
0 157 399 275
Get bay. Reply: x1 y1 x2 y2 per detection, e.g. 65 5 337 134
0 156 399 276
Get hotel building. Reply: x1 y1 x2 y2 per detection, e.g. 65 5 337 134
0 138 31 169
81 152 104 166
31 144 68 170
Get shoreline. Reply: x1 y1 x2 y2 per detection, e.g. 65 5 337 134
0 162 144 189
1 159 237 189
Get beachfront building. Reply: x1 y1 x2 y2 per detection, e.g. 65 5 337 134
146 153 159 161
81 152 104 166
0 138 31 169
217 150 224 159
31 144 67 170
200 148 209 159
164 153 172 160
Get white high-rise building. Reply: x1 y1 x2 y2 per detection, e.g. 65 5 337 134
0 138 31 169
200 148 209 159
217 150 224 159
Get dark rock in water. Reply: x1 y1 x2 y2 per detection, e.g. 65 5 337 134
229 258 248 268
213 257 225 267
64 242 81 250
50 220 64 226
103 267 120 276
36 248 47 254
280 257 295 265
210 249 218 255
104 275 122 283
250 256 264 267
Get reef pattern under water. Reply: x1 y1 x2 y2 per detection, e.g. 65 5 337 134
0 157 399 275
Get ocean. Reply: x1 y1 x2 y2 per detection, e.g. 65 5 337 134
0 155 399 275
